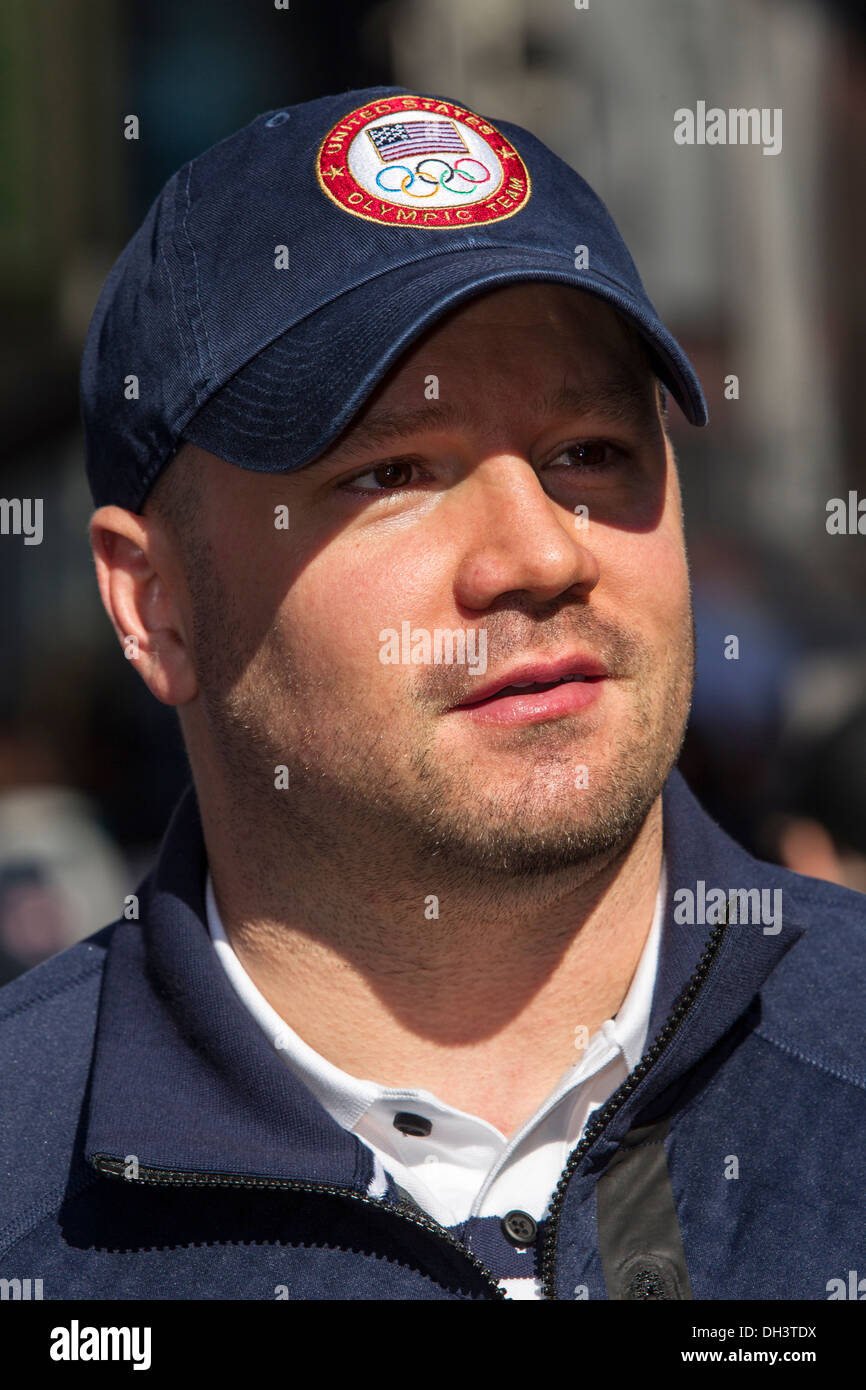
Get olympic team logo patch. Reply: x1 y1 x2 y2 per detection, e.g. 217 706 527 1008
316 95 531 228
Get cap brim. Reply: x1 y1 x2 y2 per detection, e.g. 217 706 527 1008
181 247 708 478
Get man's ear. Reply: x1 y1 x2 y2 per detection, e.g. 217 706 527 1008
89 505 198 706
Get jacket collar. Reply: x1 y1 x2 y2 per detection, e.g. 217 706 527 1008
85 781 375 1191
644 768 804 1101
85 769 805 1190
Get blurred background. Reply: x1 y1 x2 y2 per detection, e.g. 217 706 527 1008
0 0 864 980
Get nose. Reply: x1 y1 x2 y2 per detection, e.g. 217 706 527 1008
451 456 600 610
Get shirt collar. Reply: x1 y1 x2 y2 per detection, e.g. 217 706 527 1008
207 872 380 1130
205 856 666 1131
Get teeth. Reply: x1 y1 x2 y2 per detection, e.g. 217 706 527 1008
508 675 587 689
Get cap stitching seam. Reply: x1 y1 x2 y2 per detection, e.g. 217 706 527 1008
133 244 705 502
184 257 700 424
172 245 695 410
180 159 216 396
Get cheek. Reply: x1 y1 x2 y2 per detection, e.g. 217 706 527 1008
278 540 448 688
210 511 290 619
603 515 690 633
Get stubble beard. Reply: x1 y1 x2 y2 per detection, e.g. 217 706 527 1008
398 610 695 880
188 554 695 894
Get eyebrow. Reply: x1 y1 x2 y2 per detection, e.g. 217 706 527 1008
308 375 657 472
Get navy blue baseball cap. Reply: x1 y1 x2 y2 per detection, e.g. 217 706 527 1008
81 85 708 512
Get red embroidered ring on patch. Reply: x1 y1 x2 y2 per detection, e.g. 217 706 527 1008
316 95 531 229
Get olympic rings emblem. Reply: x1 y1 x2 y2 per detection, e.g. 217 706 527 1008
376 156 491 199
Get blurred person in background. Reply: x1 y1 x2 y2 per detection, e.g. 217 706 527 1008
766 666 866 893
0 716 129 986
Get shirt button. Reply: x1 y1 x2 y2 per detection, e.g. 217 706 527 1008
393 1111 432 1137
501 1210 537 1247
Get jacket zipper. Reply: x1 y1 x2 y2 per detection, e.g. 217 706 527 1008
90 1155 509 1300
92 914 727 1304
539 914 729 1299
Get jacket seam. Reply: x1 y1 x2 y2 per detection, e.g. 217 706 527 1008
668 1026 866 1146
753 1026 866 1092
0 960 105 1025
0 1166 101 1259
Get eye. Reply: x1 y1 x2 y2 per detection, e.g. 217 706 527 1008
339 458 423 494
547 440 626 470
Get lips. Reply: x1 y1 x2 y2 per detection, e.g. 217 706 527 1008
452 652 608 710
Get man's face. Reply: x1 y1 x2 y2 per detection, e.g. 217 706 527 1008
179 283 694 878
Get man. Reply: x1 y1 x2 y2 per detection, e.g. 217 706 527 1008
1 86 863 1302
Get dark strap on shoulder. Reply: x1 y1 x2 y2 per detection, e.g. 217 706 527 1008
596 1117 693 1300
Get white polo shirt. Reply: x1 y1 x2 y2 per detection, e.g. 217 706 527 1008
206 861 664 1299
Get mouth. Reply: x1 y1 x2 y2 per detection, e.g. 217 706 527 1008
459 673 598 703
450 655 609 726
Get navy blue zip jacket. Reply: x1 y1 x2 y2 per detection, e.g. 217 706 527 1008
1 768 864 1300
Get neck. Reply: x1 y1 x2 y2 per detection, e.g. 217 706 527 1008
200 787 664 1137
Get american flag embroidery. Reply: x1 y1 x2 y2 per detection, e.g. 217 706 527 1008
367 119 469 163
317 94 531 227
